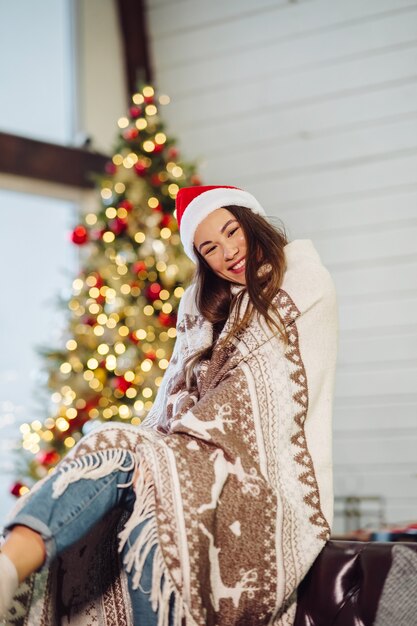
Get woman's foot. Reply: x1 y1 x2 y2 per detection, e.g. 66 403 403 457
1 525 46 583
0 552 19 619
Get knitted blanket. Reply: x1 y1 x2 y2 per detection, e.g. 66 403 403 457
2 239 338 626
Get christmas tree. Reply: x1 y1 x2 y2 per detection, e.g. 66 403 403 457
12 83 202 496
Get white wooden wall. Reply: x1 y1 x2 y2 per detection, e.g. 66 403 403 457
75 0 127 152
146 0 417 532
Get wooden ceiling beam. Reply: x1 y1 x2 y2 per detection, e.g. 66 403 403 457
115 0 153 98
0 2 152 189
0 132 109 189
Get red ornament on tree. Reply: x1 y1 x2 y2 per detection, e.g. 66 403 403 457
132 261 147 274
37 450 60 466
145 283 161 302
118 200 134 213
153 143 164 153
109 217 128 235
158 312 174 327
64 412 92 435
66 397 101 434
129 331 140 344
91 272 104 289
113 376 132 393
83 316 97 327
167 147 179 159
71 225 88 245
160 214 172 228
144 95 154 104
10 482 27 497
145 349 157 361
129 105 142 118
150 173 162 186
134 161 148 177
105 161 117 175
123 128 139 141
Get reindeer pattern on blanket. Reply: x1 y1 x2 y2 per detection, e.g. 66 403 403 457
3 239 338 626
125 237 338 625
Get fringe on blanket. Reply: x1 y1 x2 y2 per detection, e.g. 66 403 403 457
117 450 189 626
46 440 191 625
51 448 136 499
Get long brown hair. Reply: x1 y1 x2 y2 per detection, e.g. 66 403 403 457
183 205 290 390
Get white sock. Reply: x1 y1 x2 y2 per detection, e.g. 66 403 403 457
0 552 19 619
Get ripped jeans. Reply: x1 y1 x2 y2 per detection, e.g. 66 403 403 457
1 449 175 625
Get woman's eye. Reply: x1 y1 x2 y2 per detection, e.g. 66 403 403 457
205 227 238 254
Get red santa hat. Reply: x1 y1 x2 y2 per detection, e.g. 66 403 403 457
175 185 267 263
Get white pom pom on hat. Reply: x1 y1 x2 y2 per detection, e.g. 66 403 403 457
175 185 267 263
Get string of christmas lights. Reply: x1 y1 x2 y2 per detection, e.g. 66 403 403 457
12 83 202 495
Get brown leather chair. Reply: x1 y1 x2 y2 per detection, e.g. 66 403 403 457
293 539 417 626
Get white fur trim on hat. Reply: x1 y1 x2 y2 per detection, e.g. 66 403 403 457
180 188 266 263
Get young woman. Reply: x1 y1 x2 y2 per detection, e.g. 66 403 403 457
0 185 339 626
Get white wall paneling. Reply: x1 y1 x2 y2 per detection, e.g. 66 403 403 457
146 0 417 530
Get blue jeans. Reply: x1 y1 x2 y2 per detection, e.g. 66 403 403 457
1 449 175 625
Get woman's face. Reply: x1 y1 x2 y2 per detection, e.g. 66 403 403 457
193 208 247 284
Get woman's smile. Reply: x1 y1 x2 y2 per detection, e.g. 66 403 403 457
228 258 246 274
193 208 248 284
